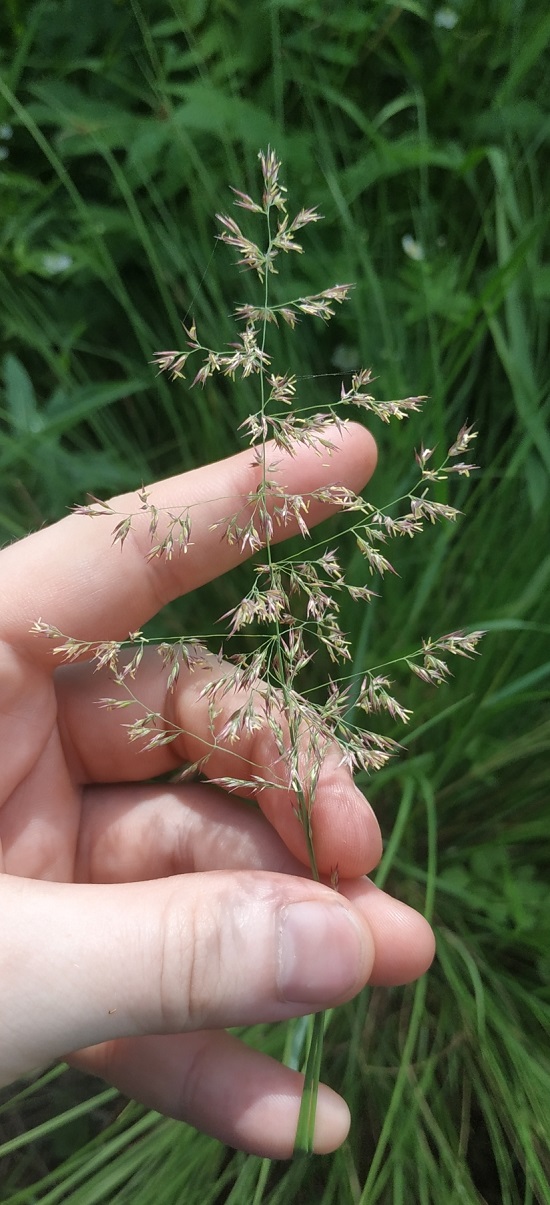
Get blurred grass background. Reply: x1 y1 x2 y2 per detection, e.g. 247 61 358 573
0 0 549 1201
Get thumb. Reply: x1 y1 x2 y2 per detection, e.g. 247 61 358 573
0 872 374 1085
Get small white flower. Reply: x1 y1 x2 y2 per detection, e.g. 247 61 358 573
42 252 73 275
435 7 459 29
0 147 8 162
402 234 425 262
0 124 13 139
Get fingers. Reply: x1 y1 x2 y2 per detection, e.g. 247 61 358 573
75 783 435 988
1 424 377 657
343 877 435 985
69 1031 351 1158
65 886 434 1160
58 649 382 879
68 888 435 1161
0 870 375 1089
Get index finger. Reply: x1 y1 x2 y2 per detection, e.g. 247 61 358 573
1 423 376 660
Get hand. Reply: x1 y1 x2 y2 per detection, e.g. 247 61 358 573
0 423 434 1159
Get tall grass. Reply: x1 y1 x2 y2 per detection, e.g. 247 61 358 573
1 0 549 1200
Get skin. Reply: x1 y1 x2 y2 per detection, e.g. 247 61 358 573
0 422 434 1159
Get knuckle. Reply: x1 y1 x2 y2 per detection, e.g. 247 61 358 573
157 886 223 1031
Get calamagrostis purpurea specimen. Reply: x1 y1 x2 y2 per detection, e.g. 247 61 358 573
33 149 483 1154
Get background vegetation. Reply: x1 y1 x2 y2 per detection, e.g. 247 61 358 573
0 0 549 1201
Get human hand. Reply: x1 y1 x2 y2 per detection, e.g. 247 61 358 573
0 423 434 1158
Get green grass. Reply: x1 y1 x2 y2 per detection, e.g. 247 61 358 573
1 0 549 1200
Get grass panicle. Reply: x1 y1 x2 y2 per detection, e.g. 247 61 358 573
1 1 549 1199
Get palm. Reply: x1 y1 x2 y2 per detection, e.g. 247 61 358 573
1 430 383 883
0 656 76 879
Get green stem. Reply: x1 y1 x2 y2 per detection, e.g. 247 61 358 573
258 201 326 1158
293 1010 326 1157
290 770 326 1157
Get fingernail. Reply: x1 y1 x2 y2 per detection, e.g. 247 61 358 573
277 901 364 1004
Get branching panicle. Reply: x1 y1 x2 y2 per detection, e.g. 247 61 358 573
37 151 481 798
